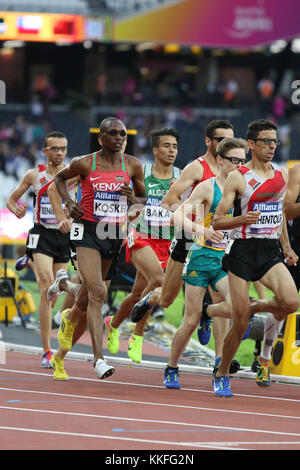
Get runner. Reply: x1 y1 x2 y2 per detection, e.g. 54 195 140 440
105 128 181 363
163 137 248 388
212 119 299 396
6 131 72 367
48 117 146 380
131 120 235 367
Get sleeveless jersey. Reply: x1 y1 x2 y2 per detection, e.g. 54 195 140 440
135 163 181 240
80 152 131 224
231 163 286 240
181 157 216 202
193 178 231 255
33 163 74 229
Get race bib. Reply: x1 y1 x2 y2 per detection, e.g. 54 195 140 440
70 222 84 240
93 192 127 223
250 201 283 235
27 233 40 249
39 195 58 225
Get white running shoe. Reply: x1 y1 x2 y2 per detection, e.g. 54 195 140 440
94 358 115 380
47 269 69 301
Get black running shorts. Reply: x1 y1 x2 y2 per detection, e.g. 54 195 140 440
26 224 71 263
169 230 193 263
227 238 284 282
70 219 123 260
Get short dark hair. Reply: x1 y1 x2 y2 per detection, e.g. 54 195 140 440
206 120 234 138
149 128 180 148
246 119 278 140
99 116 124 133
44 131 67 147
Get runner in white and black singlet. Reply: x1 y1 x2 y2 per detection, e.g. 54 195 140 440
212 119 299 397
6 131 71 367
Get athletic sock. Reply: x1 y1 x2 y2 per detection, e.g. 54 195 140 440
261 313 283 361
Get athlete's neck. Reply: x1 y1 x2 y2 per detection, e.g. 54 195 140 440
202 152 218 173
152 160 173 179
46 162 65 176
98 149 121 167
247 157 275 178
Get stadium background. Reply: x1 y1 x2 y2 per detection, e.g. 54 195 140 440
1 0 300 366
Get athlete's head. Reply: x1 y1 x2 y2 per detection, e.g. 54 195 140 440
98 116 127 153
150 128 179 166
205 120 234 157
216 137 248 177
246 119 279 162
43 131 68 167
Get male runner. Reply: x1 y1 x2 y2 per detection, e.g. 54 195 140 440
212 119 299 397
131 120 235 366
6 131 72 367
105 128 181 363
48 117 146 380
163 137 248 388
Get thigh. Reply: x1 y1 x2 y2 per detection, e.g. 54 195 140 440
228 271 251 317
76 246 104 288
260 262 298 300
211 275 229 302
184 284 206 323
161 257 183 298
130 245 164 282
32 252 54 285
53 262 69 277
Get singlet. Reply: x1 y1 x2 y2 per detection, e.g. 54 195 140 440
193 178 231 257
80 151 131 224
181 157 216 202
231 163 286 240
33 163 74 229
135 163 181 240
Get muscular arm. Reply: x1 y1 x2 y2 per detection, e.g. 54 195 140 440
213 170 260 230
6 169 36 218
161 160 204 210
173 179 223 243
284 164 300 221
48 176 80 233
54 156 89 219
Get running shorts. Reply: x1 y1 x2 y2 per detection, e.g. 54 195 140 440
26 224 71 263
125 228 171 270
182 246 226 291
227 238 284 282
70 219 124 260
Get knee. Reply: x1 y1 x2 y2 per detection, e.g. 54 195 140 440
159 293 173 308
148 272 164 291
281 296 299 316
88 282 107 305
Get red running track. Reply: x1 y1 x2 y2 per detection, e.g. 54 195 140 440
0 350 300 451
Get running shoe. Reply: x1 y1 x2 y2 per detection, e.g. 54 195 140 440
50 355 69 380
213 357 241 377
104 315 120 354
213 375 234 397
41 349 53 368
256 362 271 387
57 308 77 351
242 314 255 340
163 366 181 389
47 269 69 301
128 334 143 363
15 254 29 271
130 292 153 323
94 358 115 379
197 302 212 345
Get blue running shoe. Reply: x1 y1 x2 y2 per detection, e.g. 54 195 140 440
242 314 255 340
197 302 212 345
164 366 181 389
213 376 234 397
15 254 29 271
131 291 153 323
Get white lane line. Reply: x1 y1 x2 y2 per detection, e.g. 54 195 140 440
1 404 300 438
0 367 300 403
0 426 238 450
0 386 300 423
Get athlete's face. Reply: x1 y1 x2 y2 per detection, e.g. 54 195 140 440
99 121 127 153
153 135 178 165
248 129 279 162
206 127 234 157
218 147 247 177
43 137 68 167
